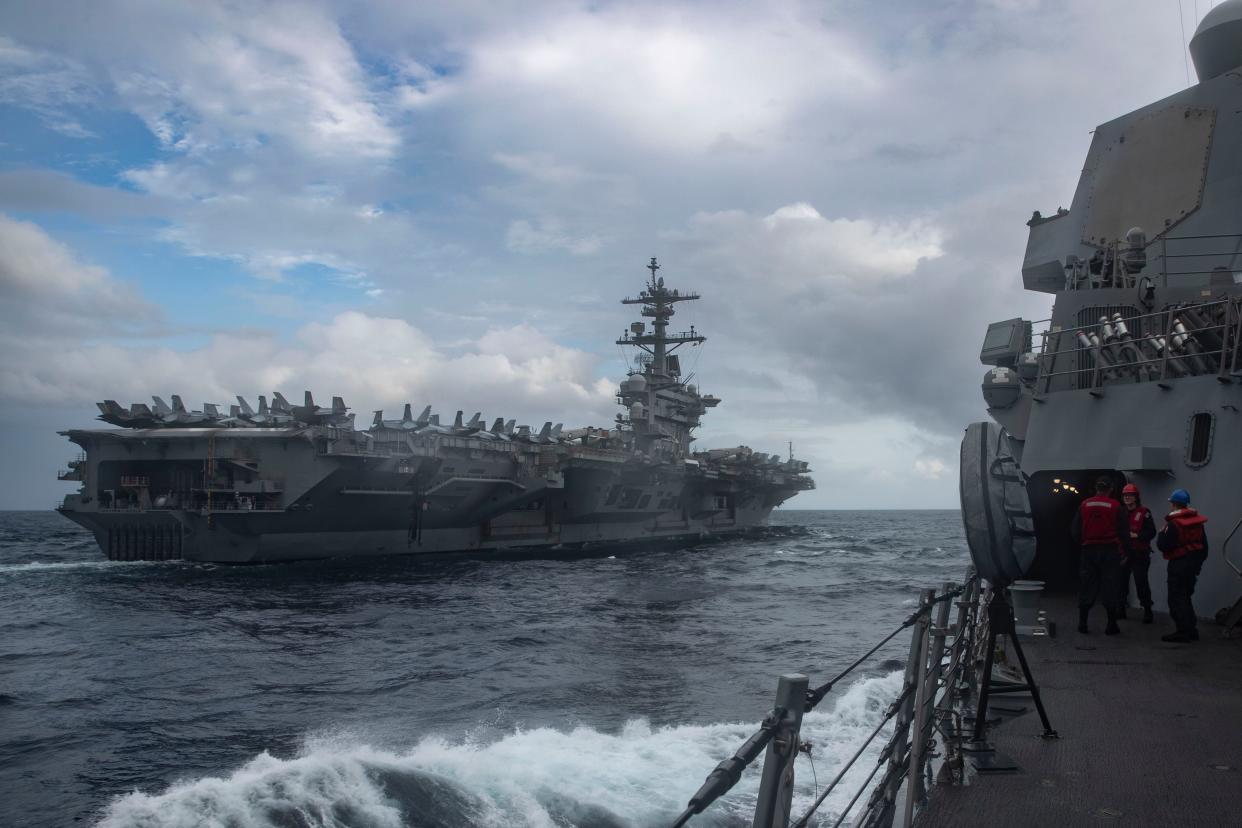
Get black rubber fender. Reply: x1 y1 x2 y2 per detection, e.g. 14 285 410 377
959 421 1036 583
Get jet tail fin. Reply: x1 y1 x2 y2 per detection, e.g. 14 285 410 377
236 396 256 416
258 395 269 415
171 395 187 413
152 396 172 415
538 422 552 441
373 410 384 427
492 417 505 433
416 405 431 426
332 396 346 413
204 403 220 418
453 410 464 429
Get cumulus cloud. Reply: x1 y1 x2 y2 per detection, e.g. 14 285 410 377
0 221 614 426
1 2 408 286
458 5 879 155
107 4 398 160
0 214 159 339
913 457 947 480
673 203 944 289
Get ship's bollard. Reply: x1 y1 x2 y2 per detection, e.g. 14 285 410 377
751 673 808 828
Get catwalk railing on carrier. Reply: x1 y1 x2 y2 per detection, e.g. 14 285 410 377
669 570 1037 828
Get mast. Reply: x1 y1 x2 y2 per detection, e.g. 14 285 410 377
618 258 705 377
616 259 717 458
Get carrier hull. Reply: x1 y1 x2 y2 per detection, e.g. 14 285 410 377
58 503 783 564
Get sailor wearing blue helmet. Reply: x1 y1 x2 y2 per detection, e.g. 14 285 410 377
1156 489 1209 643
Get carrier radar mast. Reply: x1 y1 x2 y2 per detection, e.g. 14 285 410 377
616 258 717 458
618 258 705 375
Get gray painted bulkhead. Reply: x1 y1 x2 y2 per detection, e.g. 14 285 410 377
983 51 1242 621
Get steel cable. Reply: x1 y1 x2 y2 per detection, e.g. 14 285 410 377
805 582 968 712
790 683 915 828
671 577 975 827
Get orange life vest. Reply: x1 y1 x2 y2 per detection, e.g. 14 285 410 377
1126 506 1151 551
1165 509 1207 560
1080 496 1121 546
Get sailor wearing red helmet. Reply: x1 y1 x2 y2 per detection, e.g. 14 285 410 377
1156 488 1209 643
1070 476 1129 635
1119 483 1156 624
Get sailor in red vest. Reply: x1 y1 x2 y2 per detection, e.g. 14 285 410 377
1070 476 1128 634
1156 489 1209 643
1119 483 1157 623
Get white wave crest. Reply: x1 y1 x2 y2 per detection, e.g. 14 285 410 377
0 559 156 574
97 672 903 828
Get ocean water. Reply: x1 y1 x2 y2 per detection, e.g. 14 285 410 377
0 509 968 828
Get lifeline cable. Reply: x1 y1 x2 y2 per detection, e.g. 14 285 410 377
804 583 966 712
790 684 915 828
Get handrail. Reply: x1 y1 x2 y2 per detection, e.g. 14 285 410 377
670 572 980 828
1224 517 1242 578
1061 232 1242 290
1031 297 1242 391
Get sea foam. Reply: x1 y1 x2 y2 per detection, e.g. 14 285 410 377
96 672 902 828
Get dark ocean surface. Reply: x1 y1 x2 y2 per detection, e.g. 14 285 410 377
0 509 969 828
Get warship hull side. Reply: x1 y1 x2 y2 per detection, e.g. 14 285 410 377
973 22 1242 626
56 447 797 563
1006 375 1241 621
56 503 787 564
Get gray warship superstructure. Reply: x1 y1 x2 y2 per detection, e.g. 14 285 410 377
55 260 813 563
966 3 1242 625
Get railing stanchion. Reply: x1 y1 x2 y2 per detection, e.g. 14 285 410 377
751 673 808 828
915 581 955 796
900 589 936 828
866 590 927 825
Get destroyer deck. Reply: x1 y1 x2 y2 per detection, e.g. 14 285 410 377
919 592 1242 827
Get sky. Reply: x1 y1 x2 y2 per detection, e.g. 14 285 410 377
0 0 1210 509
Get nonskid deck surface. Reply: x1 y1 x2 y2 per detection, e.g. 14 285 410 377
919 592 1242 827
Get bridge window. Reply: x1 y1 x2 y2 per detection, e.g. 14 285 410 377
1186 412 1214 466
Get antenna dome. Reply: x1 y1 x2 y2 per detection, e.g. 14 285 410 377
1190 0 1242 81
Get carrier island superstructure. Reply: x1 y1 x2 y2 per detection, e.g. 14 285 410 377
55 261 813 563
966 2 1242 626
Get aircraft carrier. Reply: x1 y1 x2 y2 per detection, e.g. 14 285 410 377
55 260 814 563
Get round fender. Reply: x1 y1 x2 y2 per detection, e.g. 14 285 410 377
959 421 1036 583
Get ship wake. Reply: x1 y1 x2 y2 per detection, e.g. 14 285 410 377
95 672 903 828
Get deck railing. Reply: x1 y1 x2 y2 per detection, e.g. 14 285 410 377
672 571 986 828
1065 232 1242 291
1031 297 1242 393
